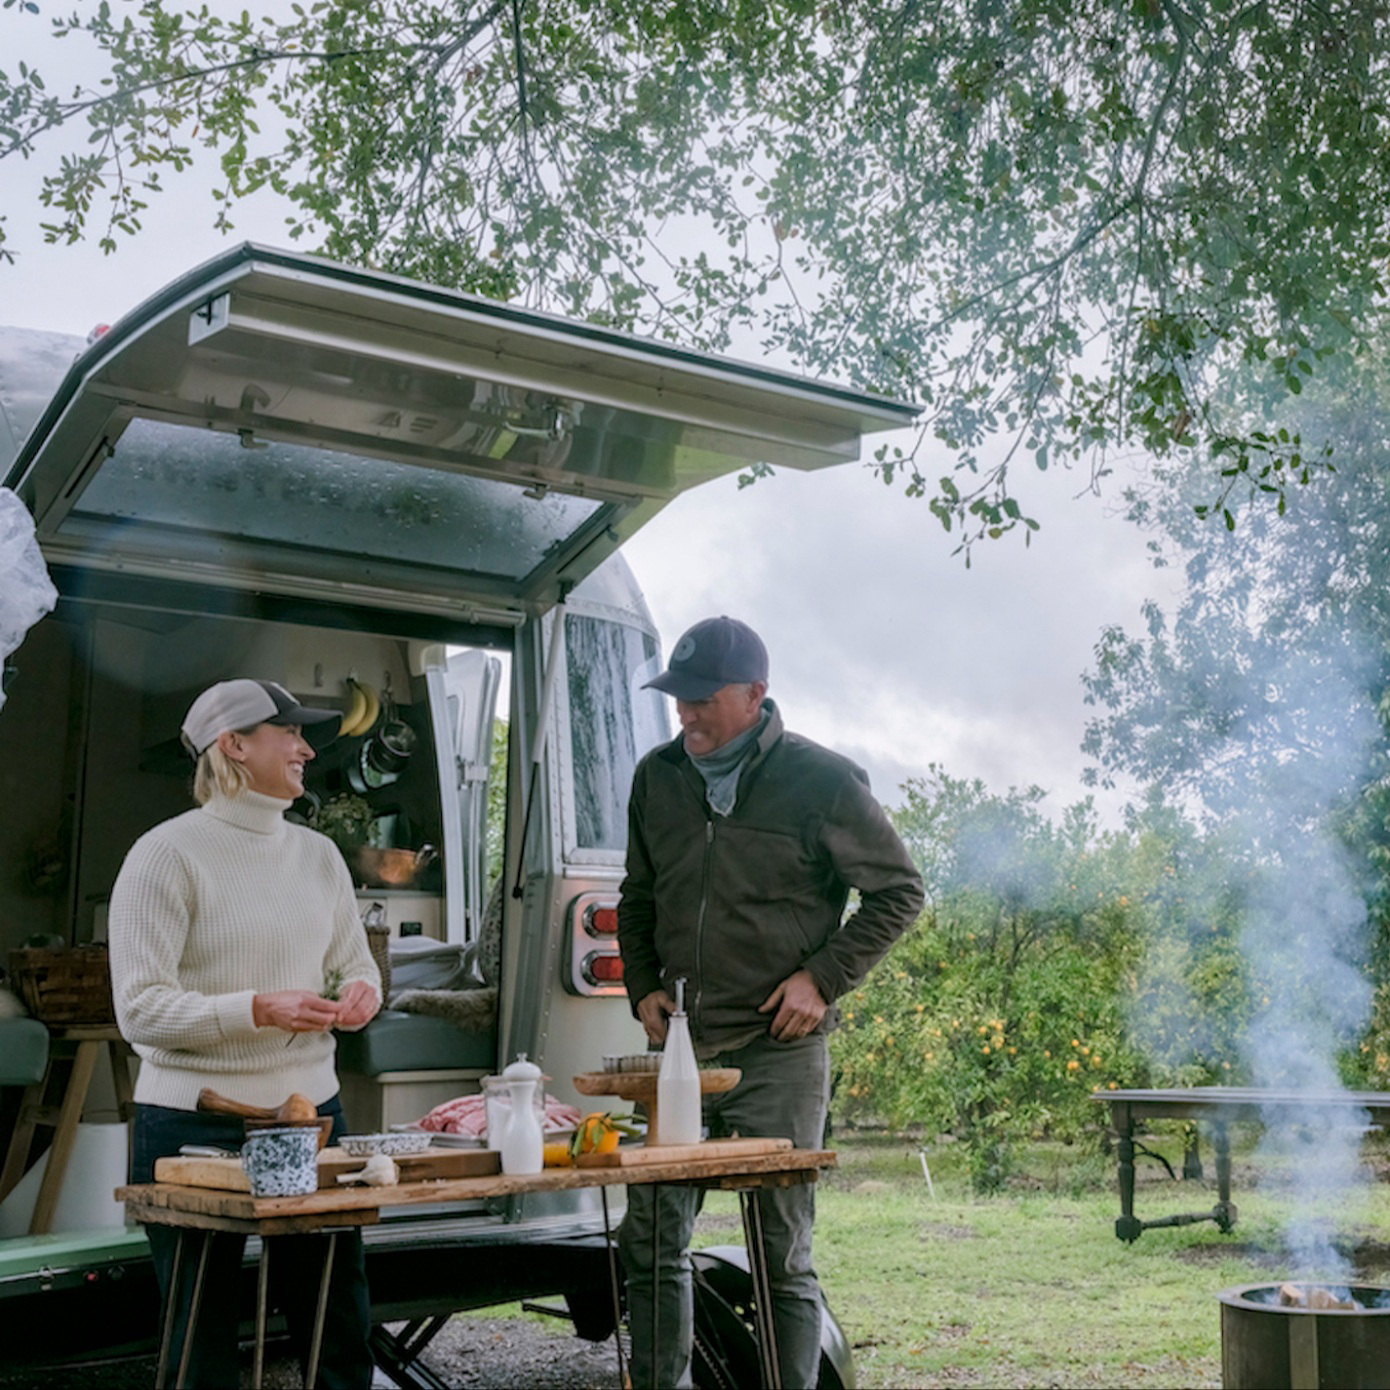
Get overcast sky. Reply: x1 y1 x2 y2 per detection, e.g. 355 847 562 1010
0 29 1179 823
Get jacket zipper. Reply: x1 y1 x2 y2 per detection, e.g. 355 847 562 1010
692 815 715 1041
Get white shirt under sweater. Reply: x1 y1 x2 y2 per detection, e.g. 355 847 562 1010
109 789 380 1112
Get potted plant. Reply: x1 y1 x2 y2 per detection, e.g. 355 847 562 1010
315 792 373 857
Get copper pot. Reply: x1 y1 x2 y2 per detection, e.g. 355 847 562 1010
350 845 437 889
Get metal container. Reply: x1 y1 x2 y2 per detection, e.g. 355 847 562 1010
1219 1282 1390 1388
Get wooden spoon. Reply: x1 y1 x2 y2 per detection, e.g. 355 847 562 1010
197 1088 318 1123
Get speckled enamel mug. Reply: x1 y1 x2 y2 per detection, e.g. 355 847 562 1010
241 1125 320 1197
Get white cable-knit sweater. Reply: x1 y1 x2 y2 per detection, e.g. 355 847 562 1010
109 790 380 1111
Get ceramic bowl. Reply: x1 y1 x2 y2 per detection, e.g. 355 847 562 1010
339 1131 432 1157
244 1114 333 1150
601 1053 661 1074
241 1125 320 1196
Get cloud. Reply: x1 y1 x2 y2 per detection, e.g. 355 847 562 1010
624 458 1168 817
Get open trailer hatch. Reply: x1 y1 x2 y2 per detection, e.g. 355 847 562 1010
4 244 916 621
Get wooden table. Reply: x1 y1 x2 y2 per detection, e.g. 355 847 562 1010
1094 1087 1390 1242
119 1142 836 1388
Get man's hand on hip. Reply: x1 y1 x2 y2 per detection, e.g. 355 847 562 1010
759 969 827 1041
637 989 677 1046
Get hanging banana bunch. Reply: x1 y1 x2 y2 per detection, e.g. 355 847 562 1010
338 677 381 738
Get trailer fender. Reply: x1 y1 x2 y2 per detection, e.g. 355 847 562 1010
691 1245 856 1390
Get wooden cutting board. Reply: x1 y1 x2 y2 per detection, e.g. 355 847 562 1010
155 1145 500 1192
575 1136 791 1168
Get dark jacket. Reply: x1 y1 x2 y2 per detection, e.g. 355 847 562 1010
618 702 925 1053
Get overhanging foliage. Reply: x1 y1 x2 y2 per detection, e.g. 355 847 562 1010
4 0 1388 542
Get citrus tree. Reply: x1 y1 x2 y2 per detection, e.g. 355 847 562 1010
832 771 1257 1191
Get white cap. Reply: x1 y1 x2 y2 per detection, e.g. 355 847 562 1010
181 679 339 758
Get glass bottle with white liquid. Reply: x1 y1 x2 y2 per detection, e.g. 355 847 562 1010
656 977 701 1146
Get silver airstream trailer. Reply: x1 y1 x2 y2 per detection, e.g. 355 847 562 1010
0 244 915 1384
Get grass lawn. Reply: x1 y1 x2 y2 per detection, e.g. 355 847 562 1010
690 1126 1390 1389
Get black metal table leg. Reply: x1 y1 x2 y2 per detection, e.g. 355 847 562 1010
252 1236 270 1388
650 1185 661 1383
599 1186 629 1390
177 1229 213 1389
304 1230 338 1389
738 1189 782 1390
153 1227 188 1390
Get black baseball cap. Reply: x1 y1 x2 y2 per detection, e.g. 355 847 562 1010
644 616 769 701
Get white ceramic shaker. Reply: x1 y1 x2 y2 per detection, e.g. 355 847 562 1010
656 977 701 1145
499 1053 544 1175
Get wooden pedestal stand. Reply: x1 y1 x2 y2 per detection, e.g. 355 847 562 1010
572 1068 754 1162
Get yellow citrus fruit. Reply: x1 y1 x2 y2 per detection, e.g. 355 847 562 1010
542 1140 573 1168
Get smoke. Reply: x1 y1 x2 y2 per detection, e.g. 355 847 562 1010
1124 597 1383 1272
1232 629 1380 1273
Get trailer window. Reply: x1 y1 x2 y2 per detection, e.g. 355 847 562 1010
565 614 667 852
69 419 603 586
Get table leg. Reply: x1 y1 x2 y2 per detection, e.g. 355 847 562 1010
738 1189 782 1390
0 1078 43 1204
1115 1126 1143 1243
252 1237 270 1390
1212 1122 1237 1232
650 1187 661 1384
599 1186 629 1390
108 1038 135 1120
30 1038 101 1234
153 1228 188 1390
176 1230 213 1389
304 1231 338 1389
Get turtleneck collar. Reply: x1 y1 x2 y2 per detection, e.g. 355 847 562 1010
201 789 291 836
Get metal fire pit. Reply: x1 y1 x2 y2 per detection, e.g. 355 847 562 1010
1219 1282 1390 1389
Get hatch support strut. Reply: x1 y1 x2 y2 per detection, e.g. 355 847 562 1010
511 585 572 899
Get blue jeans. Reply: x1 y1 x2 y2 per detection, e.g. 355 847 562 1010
618 1033 830 1390
132 1097 373 1390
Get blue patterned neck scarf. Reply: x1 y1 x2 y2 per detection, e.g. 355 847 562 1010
689 710 767 816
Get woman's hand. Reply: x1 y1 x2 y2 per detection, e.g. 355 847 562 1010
253 989 341 1034
333 979 380 1031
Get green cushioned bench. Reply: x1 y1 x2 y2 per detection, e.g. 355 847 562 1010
0 1018 49 1086
336 1010 496 1076
335 1009 496 1134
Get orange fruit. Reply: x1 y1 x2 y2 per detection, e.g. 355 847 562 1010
571 1110 639 1158
542 1140 573 1167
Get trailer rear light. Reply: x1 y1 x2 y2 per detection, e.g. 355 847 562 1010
584 904 620 936
582 952 625 986
565 892 624 996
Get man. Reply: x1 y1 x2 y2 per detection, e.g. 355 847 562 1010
617 616 925 1389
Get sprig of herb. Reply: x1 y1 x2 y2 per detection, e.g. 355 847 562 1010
286 968 347 1045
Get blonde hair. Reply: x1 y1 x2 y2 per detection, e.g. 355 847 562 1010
192 735 256 805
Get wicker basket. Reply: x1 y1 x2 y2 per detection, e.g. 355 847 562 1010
9 945 115 1024
364 924 391 999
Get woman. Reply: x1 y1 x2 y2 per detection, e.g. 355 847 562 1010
110 677 381 1389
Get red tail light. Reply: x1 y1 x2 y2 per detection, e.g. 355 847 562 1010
585 905 620 936
582 953 625 986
